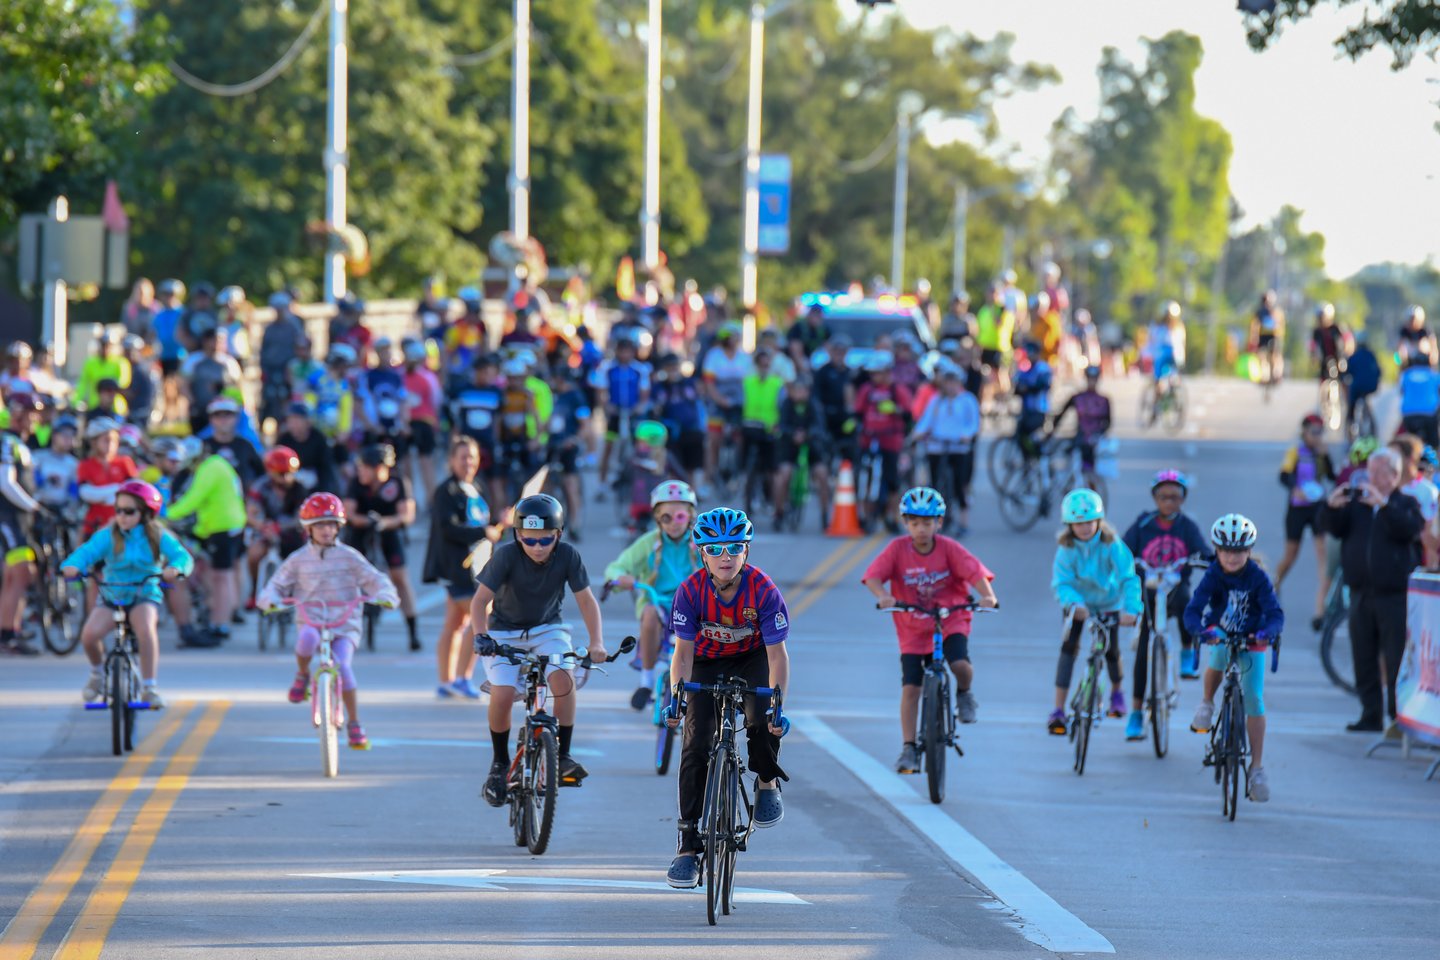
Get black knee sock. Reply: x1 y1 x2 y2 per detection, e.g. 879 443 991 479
491 729 510 766
559 724 574 756
406 615 419 642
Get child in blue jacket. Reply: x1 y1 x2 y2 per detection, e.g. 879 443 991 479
1184 513 1284 804
1049 488 1142 735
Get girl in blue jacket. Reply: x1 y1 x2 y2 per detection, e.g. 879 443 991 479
62 480 194 710
1049 488 1142 734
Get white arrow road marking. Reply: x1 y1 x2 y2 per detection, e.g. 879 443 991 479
794 713 1114 954
250 736 604 756
296 869 808 905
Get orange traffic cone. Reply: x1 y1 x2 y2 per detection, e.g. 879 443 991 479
827 460 864 537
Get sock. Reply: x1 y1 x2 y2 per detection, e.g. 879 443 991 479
406 616 419 640
640 667 657 689
905 740 918 748
490 729 511 766
559 724 574 756
92 665 104 676
143 677 156 687
0 628 14 641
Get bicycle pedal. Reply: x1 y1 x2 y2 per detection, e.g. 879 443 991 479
560 776 583 787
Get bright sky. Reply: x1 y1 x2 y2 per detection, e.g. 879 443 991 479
894 0 1440 278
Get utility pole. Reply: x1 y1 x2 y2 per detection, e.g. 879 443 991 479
323 0 349 303
890 91 924 293
951 185 969 298
42 196 69 368
510 0 531 243
640 0 663 268
739 3 765 308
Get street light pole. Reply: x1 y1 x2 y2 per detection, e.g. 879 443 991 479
739 3 765 309
510 0 531 243
323 0 349 303
951 185 969 298
640 0 663 268
890 92 923 293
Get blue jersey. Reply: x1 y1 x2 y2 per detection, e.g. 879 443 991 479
653 376 706 434
1015 361 1052 415
152 307 185 362
1399 366 1440 416
598 360 650 410
1183 559 1284 647
670 565 789 660
363 367 406 429
547 389 590 442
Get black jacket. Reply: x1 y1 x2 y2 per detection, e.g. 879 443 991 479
422 474 490 586
1319 490 1424 594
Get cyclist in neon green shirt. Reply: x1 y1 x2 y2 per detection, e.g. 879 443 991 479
166 451 247 642
74 332 133 412
740 348 787 525
974 282 1016 399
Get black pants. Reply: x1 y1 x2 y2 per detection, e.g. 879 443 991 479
1056 616 1122 690
1132 585 1193 702
1350 587 1408 722
927 452 974 512
676 646 785 850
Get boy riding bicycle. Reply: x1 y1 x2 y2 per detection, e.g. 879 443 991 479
664 507 790 890
1184 513 1284 803
861 486 998 774
257 493 399 750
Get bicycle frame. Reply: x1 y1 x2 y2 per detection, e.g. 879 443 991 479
281 598 364 730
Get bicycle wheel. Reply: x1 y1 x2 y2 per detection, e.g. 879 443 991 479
511 777 529 848
1137 388 1156 428
922 673 947 804
703 744 732 926
1320 599 1357 697
997 467 1044 532
317 674 339 778
109 660 124 757
718 760 739 916
1222 692 1243 821
986 436 1025 493
1074 671 1097 776
47 573 83 656
525 727 559 855
123 663 137 752
1149 637 1170 759
654 676 675 776
1160 381 1186 434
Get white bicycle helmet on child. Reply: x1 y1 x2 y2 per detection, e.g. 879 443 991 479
1211 513 1257 549
650 480 698 510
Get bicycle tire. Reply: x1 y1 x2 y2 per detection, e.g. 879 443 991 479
654 675 675 776
1150 637 1170 759
998 467 1044 533
123 663 137 752
1137 389 1156 429
922 673 947 804
525 727 559 855
1160 382 1186 434
1319 604 1358 697
110 660 124 757
44 573 82 656
703 743 731 926
1074 671 1097 776
512 781 529 847
318 674 339 779
986 436 1025 493
1223 690 1244 821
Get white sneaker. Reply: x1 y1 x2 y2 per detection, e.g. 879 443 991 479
955 690 979 724
142 686 166 710
82 672 104 702
1247 765 1270 803
1190 701 1214 733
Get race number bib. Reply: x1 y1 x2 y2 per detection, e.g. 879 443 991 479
466 409 492 430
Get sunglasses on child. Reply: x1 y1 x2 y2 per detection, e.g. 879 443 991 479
518 534 558 547
701 543 747 557
115 507 142 517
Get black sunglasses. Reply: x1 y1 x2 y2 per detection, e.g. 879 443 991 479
519 534 558 547
115 507 141 517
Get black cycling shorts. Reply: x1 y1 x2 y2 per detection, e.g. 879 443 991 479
742 427 778 476
203 530 245 571
410 420 438 457
673 429 706 474
1284 502 1321 542
900 633 969 686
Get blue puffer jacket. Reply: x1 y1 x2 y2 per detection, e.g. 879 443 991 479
1052 533 1143 615
62 524 194 607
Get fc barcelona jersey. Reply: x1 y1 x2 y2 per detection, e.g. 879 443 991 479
670 566 789 659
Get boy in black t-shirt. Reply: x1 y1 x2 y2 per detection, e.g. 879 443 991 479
343 443 420 650
470 494 607 805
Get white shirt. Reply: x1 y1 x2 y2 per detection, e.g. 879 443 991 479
1403 477 1439 521
915 391 980 453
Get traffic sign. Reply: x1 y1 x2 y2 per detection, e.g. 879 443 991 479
757 154 791 255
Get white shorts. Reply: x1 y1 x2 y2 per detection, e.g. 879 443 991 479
483 623 575 689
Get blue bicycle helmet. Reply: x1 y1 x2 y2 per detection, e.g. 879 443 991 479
692 507 753 546
1061 488 1105 524
900 486 946 518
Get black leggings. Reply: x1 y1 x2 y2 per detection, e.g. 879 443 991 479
1132 586 1193 702
1056 615 1122 690
927 452 974 512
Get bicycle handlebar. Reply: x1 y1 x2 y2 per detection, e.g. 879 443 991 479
271 596 387 630
876 602 999 618
678 679 787 736
490 635 637 669
601 579 664 605
1201 628 1282 672
68 572 176 591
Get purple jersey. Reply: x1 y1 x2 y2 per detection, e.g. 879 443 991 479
670 565 789 659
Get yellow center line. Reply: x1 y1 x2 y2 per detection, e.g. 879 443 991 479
789 531 884 619
0 704 193 960
55 701 230 960
787 534 866 596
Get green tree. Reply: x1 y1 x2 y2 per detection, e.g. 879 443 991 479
133 0 490 297
0 0 172 229
1242 1 1439 69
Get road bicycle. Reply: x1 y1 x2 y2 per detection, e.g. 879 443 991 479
674 678 786 925
994 435 1106 533
877 601 996 803
1135 557 1207 759
600 579 677 774
490 635 636 855
1200 631 1280 821
1317 575 1356 696
270 595 384 778
78 574 170 756
1138 371 1186 433
32 509 83 656
1319 357 1345 432
1069 610 1121 776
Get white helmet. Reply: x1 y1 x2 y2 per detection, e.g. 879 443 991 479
1211 513 1258 550
650 480 698 510
85 416 121 440
1043 261 1061 280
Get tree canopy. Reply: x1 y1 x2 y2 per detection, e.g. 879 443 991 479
1242 0 1440 69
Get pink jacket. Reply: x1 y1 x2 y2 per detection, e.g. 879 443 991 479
257 541 399 639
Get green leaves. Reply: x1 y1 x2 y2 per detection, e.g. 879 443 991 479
1243 0 1440 69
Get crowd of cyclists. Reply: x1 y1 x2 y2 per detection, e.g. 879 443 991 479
3 266 1436 881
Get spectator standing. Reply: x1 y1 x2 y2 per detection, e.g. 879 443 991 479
120 278 157 345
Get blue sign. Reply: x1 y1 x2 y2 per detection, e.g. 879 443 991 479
757 154 791 255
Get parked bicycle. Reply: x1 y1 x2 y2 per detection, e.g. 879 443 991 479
77 574 171 756
1317 575 1356 696
876 601 997 803
33 509 83 656
993 435 1106 533
601 579 678 775
1200 630 1280 821
490 635 636 855
1069 610 1121 776
673 677 786 925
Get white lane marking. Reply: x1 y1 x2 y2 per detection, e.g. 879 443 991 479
250 736 603 756
795 713 1115 955
296 869 809 905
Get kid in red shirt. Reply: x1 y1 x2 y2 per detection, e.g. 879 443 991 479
862 485 997 774
76 418 140 538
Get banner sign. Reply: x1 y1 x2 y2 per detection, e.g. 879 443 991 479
1399 573 1440 743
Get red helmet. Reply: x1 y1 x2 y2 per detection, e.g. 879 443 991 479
299 492 346 526
116 479 163 517
264 446 301 475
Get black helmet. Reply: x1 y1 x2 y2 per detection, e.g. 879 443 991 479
358 443 396 468
514 493 565 532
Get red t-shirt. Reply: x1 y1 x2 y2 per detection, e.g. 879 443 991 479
77 455 140 535
862 535 994 654
855 381 913 453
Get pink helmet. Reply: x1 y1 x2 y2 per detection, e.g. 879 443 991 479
116 479 163 516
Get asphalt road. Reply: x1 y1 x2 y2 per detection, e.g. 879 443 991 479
1 375 1436 960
